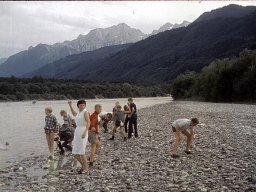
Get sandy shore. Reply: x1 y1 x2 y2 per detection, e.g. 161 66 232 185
1 101 256 192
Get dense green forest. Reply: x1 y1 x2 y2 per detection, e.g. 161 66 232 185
0 77 171 101
171 49 256 102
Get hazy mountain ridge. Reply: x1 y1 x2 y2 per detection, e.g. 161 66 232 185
195 4 256 22
23 44 131 79
0 23 145 77
151 20 191 35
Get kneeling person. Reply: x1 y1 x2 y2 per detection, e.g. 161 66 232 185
171 118 199 158
109 105 127 141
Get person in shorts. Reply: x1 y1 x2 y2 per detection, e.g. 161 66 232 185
88 104 102 166
109 105 127 141
171 118 199 158
44 107 58 160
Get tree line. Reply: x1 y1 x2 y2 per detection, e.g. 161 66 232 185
171 49 256 102
0 77 171 101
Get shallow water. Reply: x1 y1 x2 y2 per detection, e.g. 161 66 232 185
0 97 171 168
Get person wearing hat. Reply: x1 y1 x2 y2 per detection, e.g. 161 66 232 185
127 98 138 138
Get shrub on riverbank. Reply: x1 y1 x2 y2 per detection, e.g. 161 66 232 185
171 49 256 102
0 78 170 101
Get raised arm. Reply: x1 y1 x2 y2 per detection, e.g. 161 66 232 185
68 101 77 117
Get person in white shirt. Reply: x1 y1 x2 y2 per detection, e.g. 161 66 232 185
171 118 199 158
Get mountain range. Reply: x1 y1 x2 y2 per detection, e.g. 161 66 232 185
0 21 189 77
24 44 131 79
0 23 144 77
24 4 256 83
151 21 190 35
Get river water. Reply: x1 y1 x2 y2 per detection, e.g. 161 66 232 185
0 97 171 168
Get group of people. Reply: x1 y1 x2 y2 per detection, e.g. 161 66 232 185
44 97 199 174
44 98 139 174
108 98 138 141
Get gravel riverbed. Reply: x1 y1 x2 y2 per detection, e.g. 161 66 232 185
1 101 256 192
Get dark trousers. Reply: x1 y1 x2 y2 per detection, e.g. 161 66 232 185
128 114 138 138
103 121 108 132
63 141 72 151
124 117 130 133
58 140 72 152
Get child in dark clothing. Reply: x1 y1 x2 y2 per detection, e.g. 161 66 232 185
101 113 112 133
55 110 75 154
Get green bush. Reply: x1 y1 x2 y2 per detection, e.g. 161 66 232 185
171 49 256 102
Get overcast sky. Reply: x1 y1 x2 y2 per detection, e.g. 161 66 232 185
1 1 256 58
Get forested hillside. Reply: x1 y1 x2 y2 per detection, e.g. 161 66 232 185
171 49 256 102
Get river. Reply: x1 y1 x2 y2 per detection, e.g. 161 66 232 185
0 97 171 168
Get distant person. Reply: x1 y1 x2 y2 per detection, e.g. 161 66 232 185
68 100 90 174
128 98 138 138
44 107 58 160
109 105 127 141
88 104 102 167
171 118 199 158
123 105 131 133
113 102 120 114
112 101 120 122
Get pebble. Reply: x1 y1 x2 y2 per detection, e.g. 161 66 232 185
1 101 256 191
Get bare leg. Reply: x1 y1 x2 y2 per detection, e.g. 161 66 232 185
112 126 116 137
96 140 101 150
90 144 96 162
172 131 182 155
186 132 194 152
95 139 101 155
49 132 55 156
46 134 51 155
72 158 78 167
80 155 88 171
120 126 126 139
74 155 83 165
109 126 116 140
180 130 193 152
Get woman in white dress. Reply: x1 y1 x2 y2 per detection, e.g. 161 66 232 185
68 100 90 174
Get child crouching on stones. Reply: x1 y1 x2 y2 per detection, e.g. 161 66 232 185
101 113 112 133
55 110 75 154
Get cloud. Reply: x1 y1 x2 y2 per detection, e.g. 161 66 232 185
0 1 256 58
